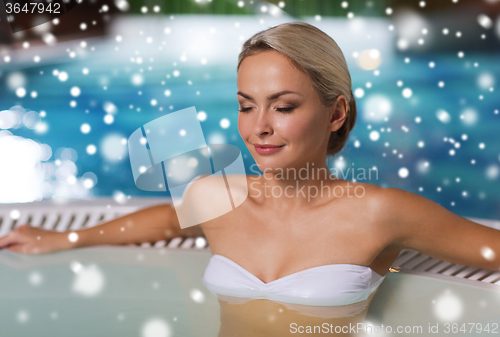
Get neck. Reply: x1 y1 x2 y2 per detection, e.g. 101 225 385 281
250 160 346 209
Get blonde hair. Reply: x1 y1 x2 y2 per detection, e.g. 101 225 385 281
237 21 357 157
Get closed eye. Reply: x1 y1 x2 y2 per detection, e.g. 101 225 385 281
238 107 296 113
276 107 295 113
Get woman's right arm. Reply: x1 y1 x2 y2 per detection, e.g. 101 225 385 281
0 203 204 254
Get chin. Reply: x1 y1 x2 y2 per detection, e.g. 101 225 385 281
253 160 290 173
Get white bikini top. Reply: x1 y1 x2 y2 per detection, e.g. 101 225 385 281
202 254 387 307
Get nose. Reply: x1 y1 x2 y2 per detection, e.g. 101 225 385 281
252 107 274 136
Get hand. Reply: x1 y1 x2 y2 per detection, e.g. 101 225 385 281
0 224 72 254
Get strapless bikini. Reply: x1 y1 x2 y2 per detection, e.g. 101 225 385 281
202 254 387 307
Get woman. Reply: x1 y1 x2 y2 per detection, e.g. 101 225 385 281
1 21 499 335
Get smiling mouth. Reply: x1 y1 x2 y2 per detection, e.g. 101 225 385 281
253 145 285 148
252 144 285 154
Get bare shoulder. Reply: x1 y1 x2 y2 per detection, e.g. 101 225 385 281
344 180 382 197
342 182 404 247
175 173 251 228
180 174 229 207
363 185 435 241
182 173 251 203
354 181 391 209
331 179 385 206
327 179 389 228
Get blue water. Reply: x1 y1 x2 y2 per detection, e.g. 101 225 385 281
0 24 499 220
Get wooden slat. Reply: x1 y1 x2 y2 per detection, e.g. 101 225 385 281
467 269 496 281
13 211 31 229
180 237 195 249
413 258 442 272
439 264 469 276
54 212 76 232
400 255 432 270
69 211 91 231
167 237 183 248
426 261 452 274
85 212 106 228
29 211 46 228
0 216 14 237
480 272 500 284
392 249 421 266
42 212 61 230
154 240 167 247
454 267 484 279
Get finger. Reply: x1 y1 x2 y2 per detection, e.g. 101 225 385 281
0 234 17 249
5 244 25 254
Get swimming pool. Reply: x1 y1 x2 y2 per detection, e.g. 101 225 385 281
1 198 499 336
1 14 499 220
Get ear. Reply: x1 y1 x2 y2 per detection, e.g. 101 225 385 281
327 95 349 133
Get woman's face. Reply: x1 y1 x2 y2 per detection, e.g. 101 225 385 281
237 50 347 173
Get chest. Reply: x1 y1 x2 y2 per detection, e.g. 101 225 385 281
200 197 388 282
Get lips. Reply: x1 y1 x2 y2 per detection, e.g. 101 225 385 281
253 144 285 154
253 144 284 148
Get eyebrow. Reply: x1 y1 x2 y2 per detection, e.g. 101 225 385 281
237 90 303 101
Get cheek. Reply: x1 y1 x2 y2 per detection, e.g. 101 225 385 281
276 116 318 143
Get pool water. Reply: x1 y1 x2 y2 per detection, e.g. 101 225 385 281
367 270 500 336
1 247 500 337
0 247 220 337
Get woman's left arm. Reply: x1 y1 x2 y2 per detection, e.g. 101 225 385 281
377 187 500 271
